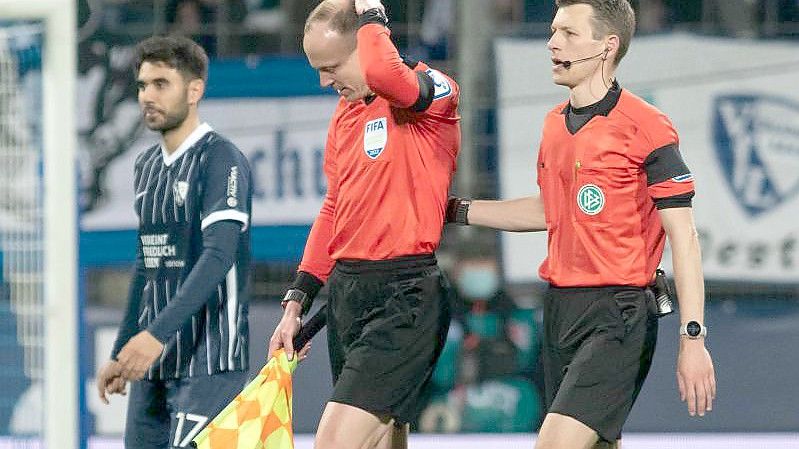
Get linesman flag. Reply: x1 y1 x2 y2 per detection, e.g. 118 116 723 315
192 307 328 449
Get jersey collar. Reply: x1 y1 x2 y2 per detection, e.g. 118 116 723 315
160 122 213 166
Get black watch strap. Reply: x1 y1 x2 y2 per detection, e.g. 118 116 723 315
281 289 312 316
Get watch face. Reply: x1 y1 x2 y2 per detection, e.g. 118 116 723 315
686 321 702 337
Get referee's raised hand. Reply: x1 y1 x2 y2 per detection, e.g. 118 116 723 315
354 0 385 15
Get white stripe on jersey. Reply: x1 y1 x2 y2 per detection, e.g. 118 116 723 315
138 150 161 218
225 266 238 371
183 153 200 222
205 305 212 376
218 284 225 372
189 314 196 377
201 210 249 231
151 163 166 224
161 123 213 166
161 168 172 223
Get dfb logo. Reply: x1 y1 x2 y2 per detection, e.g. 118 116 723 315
713 95 799 217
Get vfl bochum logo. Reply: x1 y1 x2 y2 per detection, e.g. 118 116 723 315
577 184 605 215
713 94 799 217
364 117 388 159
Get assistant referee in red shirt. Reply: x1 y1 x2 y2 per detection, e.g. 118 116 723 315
448 1 715 448
267 1 460 448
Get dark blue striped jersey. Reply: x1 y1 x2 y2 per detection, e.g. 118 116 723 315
132 123 251 379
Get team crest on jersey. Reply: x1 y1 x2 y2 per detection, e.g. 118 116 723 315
425 69 452 100
713 94 799 217
577 184 605 215
173 181 189 206
364 117 388 159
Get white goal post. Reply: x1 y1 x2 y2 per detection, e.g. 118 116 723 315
0 1 78 449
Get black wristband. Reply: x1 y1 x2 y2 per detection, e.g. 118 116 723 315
446 197 471 225
291 271 323 299
358 8 389 28
285 271 323 315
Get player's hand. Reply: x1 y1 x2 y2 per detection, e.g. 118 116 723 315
355 0 385 15
96 360 125 404
268 301 303 361
676 338 716 417
117 331 165 381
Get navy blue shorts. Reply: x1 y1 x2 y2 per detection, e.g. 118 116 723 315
123 370 247 449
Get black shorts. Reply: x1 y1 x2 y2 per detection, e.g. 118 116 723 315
124 370 247 449
542 286 658 442
326 254 451 424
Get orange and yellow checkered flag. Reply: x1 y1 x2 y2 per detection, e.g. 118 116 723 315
192 306 328 449
192 349 298 449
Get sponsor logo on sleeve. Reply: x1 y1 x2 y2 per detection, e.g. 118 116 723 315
425 69 452 100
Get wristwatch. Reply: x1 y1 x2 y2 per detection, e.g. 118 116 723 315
281 289 310 315
679 321 707 339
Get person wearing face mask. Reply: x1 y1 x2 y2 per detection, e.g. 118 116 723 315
266 1 461 448
447 1 716 448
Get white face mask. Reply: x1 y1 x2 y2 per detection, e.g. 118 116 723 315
458 267 500 299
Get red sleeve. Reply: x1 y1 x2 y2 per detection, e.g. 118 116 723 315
297 120 339 282
357 23 420 108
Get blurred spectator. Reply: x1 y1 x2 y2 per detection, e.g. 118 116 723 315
418 0 453 60
703 0 759 38
167 0 217 53
244 0 286 34
635 0 668 33
166 0 247 56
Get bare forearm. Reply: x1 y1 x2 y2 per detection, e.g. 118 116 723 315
671 229 705 324
468 196 546 232
661 208 705 324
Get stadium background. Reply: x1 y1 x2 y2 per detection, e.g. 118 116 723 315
1 0 798 447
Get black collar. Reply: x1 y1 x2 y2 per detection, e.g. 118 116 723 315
561 80 622 116
561 80 622 134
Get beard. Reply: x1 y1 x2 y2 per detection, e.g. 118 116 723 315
142 92 190 133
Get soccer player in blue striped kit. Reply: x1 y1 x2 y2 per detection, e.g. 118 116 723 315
95 36 253 449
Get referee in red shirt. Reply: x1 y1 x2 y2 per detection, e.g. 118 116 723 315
267 1 460 448
448 1 715 448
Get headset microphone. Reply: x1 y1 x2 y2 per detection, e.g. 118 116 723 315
559 50 607 69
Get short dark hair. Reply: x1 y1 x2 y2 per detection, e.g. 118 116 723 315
133 36 209 82
304 0 358 36
555 0 636 65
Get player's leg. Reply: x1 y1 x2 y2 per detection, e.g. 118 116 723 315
314 402 406 449
165 370 248 449
370 421 408 449
123 380 170 449
535 412 599 449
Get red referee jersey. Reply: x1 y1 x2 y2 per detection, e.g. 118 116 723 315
299 24 460 282
537 89 694 287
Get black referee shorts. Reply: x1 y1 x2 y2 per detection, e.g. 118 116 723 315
326 254 451 424
542 286 659 442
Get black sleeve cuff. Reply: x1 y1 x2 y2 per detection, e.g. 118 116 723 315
358 8 389 28
291 271 324 300
654 191 694 209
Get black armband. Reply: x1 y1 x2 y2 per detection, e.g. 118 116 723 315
411 71 435 112
446 197 471 225
358 8 389 28
654 191 694 209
